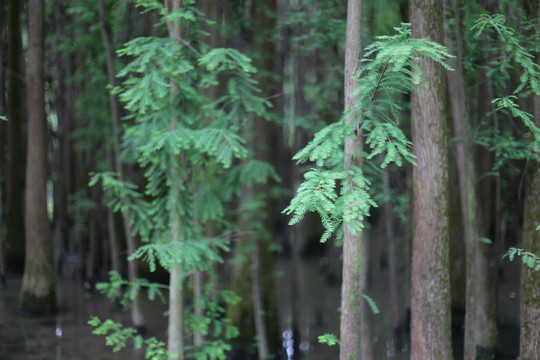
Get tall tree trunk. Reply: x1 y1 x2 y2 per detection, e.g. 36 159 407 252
6 0 26 272
226 0 280 357
409 0 453 359
166 1 185 358
52 1 72 274
252 235 270 360
444 1 496 358
520 2 540 358
98 0 145 330
18 0 57 316
383 169 403 348
0 190 5 287
0 0 6 287
340 0 371 359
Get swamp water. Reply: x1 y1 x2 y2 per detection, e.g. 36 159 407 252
0 257 519 359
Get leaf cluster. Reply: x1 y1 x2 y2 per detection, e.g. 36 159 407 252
284 23 454 242
504 247 540 271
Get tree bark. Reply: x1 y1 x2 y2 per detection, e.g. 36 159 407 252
340 0 371 359
18 0 57 316
6 0 26 272
444 1 496 358
520 3 540 358
410 0 453 359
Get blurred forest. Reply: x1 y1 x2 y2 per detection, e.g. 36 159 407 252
0 0 539 359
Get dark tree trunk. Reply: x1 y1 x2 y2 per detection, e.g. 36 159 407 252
6 0 26 272
18 0 57 316
520 3 540 358
0 0 7 287
51 1 72 273
410 0 453 358
444 1 496 358
98 0 145 330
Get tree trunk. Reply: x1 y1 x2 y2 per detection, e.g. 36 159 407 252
340 0 371 359
0 0 5 286
6 0 26 272
0 189 5 287
52 1 72 274
252 236 270 360
383 169 403 348
520 3 540 358
98 0 145 330
410 0 453 359
444 1 496 358
166 1 185 358
18 0 57 316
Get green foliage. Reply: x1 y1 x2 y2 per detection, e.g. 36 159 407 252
318 333 340 346
504 247 540 271
473 14 540 152
89 2 276 358
284 23 453 242
96 271 167 309
92 273 241 360
0 115 6 121
89 317 169 359
473 14 539 95
362 294 380 315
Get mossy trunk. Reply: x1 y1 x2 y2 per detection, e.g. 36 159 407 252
410 0 453 359
18 0 57 316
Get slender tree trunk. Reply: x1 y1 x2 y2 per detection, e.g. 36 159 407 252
520 3 540 358
340 1 372 359
193 269 203 347
444 1 496 358
0 190 5 287
0 0 5 285
18 0 57 316
383 169 402 347
166 1 185 358
106 151 122 283
6 0 26 272
98 0 145 330
409 0 453 359
52 1 72 274
252 235 270 360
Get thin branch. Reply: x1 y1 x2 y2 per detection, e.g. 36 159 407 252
354 58 391 136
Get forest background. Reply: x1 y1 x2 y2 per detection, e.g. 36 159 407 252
1 0 540 359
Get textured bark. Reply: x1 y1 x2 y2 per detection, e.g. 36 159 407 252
520 3 540 357
6 0 26 272
340 0 371 359
410 0 453 359
18 0 57 316
98 0 145 330
444 1 496 358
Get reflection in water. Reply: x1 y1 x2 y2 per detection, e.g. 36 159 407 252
282 329 294 359
0 276 165 360
0 254 520 359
